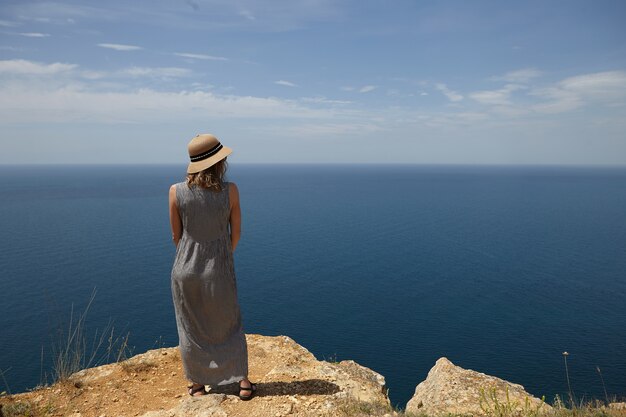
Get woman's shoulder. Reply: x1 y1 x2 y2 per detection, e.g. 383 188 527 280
227 181 239 203
225 181 238 192
169 181 186 191
169 182 190 198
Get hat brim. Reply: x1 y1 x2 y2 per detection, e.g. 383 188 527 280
187 146 232 174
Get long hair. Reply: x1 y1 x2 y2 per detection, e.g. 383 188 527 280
186 158 228 191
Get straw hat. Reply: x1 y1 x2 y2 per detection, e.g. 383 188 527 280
187 133 232 174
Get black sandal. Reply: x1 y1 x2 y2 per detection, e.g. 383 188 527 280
188 383 208 396
238 381 257 400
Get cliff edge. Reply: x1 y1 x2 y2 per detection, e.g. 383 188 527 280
0 334 391 417
2 335 624 417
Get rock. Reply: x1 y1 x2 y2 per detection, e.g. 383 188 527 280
406 357 551 416
139 395 226 417
69 365 115 384
609 402 626 410
1 334 391 417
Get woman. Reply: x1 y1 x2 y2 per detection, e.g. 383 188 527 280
169 133 256 400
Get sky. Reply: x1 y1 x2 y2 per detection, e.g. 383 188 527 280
1 0 625 165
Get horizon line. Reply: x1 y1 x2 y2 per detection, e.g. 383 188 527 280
1 162 626 168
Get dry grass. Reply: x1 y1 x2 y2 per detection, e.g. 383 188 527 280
336 398 396 416
42 289 133 386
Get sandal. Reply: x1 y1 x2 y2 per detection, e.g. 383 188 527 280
238 380 257 401
187 383 208 396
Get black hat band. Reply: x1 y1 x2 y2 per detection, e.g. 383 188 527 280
190 143 223 162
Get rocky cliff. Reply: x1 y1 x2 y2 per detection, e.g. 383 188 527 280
1 335 624 417
0 334 391 417
406 357 550 416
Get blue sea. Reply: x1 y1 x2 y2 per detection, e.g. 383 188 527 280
1 164 625 408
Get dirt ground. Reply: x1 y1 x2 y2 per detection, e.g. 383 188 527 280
0 334 392 417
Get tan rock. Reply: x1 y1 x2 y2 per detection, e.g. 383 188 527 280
0 334 390 417
406 357 551 416
139 394 226 417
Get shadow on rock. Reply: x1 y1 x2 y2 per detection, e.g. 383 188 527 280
209 379 340 397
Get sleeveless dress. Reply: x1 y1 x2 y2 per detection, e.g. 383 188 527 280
170 181 248 386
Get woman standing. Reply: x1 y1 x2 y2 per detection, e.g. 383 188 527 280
169 134 256 400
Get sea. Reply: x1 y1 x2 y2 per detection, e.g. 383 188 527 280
0 164 625 409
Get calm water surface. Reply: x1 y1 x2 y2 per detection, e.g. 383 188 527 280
0 164 625 408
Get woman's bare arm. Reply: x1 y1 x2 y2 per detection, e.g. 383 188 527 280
229 182 241 252
169 184 182 247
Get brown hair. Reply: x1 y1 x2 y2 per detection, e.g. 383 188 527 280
186 158 228 191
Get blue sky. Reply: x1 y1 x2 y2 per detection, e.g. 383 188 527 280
1 0 625 165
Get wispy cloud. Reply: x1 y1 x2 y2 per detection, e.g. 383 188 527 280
239 9 256 21
263 122 383 137
469 84 524 106
275 80 297 87
0 85 344 123
300 96 352 105
467 70 626 115
97 43 142 51
120 67 192 78
340 86 354 91
18 32 50 37
435 83 463 102
530 87 581 114
531 70 626 114
359 85 377 93
0 20 20 27
495 68 542 83
559 71 626 99
0 61 348 123
0 59 76 75
174 52 228 61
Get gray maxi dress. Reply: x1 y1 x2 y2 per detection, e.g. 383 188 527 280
170 181 248 387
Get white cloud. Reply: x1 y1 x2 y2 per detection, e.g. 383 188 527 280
469 84 524 106
79 70 108 80
300 96 352 105
120 67 192 78
0 59 77 75
496 68 542 83
530 87 581 113
174 52 228 61
0 82 349 123
6 0 341 33
0 59 191 83
97 43 142 51
190 82 215 91
262 122 383 137
239 9 256 21
435 83 463 102
420 92 428 96
340 86 354 91
559 71 626 99
18 32 50 37
359 85 376 93
275 80 297 87
0 20 19 27
531 71 626 114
